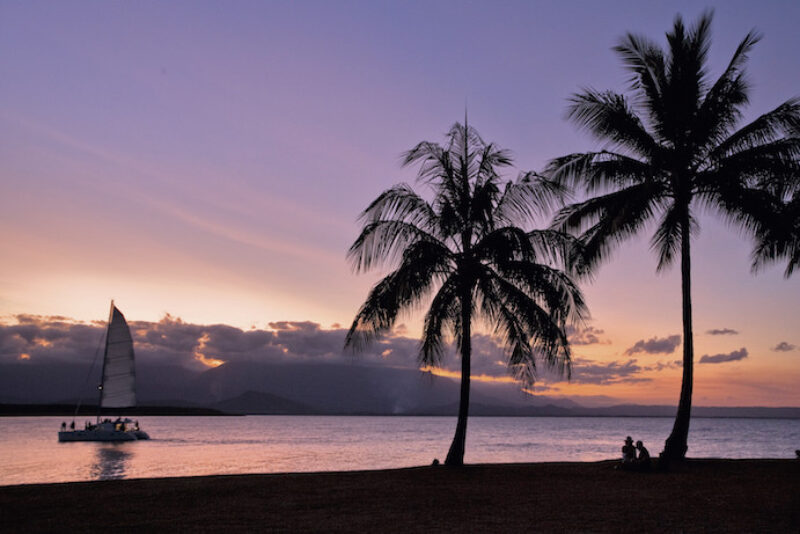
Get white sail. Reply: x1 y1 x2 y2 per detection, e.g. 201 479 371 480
100 306 137 408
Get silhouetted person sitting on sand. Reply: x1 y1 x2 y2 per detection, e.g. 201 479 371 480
636 440 651 471
622 436 636 463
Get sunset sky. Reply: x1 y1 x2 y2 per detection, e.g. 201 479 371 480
1 1 798 407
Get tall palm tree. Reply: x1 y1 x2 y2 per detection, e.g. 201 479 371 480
546 12 800 461
345 120 587 466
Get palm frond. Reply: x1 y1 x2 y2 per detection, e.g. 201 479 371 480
473 226 535 265
708 138 800 189
493 260 588 326
552 182 665 270
479 265 574 383
492 172 571 226
725 190 800 277
420 275 460 366
545 151 655 193
358 183 438 228
474 273 535 384
613 31 666 131
711 98 800 160
694 29 760 151
651 204 693 271
345 240 453 352
347 219 445 272
566 89 658 158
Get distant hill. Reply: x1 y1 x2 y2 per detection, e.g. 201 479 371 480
212 391 316 415
0 403 226 417
2 360 798 418
175 360 565 414
404 402 800 419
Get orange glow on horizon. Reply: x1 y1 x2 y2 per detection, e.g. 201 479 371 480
193 332 226 368
19 353 31 360
421 366 518 384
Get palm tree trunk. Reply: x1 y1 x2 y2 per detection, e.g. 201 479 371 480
662 216 694 462
445 292 472 466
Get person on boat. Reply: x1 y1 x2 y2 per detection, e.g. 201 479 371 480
69 421 75 430
635 440 651 471
60 421 66 431
621 436 636 463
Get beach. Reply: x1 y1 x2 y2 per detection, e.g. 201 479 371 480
1 459 797 532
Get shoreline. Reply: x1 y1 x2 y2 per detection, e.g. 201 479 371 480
2 459 798 532
4 404 800 419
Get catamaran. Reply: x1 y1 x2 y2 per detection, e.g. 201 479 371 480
58 302 150 442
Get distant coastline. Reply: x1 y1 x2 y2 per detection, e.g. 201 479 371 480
2 402 799 419
0 404 228 417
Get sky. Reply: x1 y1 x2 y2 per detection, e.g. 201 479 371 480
1 0 798 407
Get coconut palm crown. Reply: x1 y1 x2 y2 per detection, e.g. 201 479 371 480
546 12 800 461
346 120 587 465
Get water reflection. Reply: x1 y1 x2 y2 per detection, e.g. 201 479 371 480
90 444 133 480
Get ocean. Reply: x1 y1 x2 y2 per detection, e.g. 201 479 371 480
1 415 798 486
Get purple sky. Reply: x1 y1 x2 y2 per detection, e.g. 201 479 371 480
1 1 798 405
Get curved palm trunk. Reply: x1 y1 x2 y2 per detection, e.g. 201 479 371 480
445 293 472 466
662 217 694 462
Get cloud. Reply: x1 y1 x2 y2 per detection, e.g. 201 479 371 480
0 314 481 375
0 315 106 364
699 348 748 364
646 360 682 372
2 314 580 407
771 342 796 352
573 359 651 385
707 328 739 336
566 325 609 346
433 333 518 380
3 314 610 389
541 358 650 385
624 335 681 356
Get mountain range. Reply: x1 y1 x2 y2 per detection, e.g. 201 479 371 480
1 360 798 418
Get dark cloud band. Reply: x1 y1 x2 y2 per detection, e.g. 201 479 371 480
706 328 739 336
624 335 681 356
699 348 748 364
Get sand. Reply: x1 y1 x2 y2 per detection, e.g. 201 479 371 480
1 459 798 532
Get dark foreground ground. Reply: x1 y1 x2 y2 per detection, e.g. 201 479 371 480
1 459 798 532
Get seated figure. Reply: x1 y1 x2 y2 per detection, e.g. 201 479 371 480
622 436 636 463
635 440 651 471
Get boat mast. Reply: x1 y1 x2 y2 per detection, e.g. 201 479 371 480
96 300 114 424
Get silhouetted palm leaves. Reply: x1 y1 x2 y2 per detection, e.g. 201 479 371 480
346 121 587 465
547 12 800 460
751 194 800 277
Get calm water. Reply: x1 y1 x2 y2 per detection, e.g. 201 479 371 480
1 416 798 486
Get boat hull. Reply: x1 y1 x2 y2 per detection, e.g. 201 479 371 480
58 429 149 442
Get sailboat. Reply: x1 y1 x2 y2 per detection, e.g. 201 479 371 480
58 302 150 442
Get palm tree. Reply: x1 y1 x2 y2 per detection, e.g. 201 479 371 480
546 12 800 461
345 120 587 466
